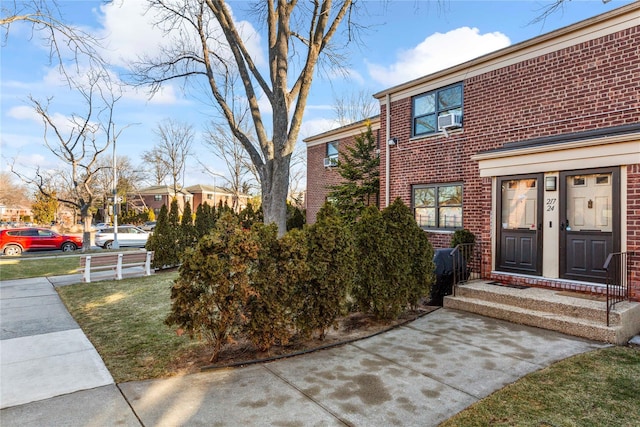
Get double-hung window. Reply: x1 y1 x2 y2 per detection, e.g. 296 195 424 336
413 183 463 229
325 141 339 166
412 83 463 136
154 195 162 202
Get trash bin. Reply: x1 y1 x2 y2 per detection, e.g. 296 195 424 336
429 248 466 306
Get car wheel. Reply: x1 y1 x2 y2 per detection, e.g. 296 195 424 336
61 242 77 252
4 245 22 256
103 240 113 249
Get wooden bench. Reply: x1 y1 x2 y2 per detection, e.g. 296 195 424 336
80 251 154 283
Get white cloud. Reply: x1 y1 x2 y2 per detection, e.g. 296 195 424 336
0 132 42 150
298 117 339 141
8 105 96 139
7 106 40 122
121 84 180 105
95 0 166 68
95 1 265 70
367 27 511 87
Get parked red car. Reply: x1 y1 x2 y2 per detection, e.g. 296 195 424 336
0 228 83 256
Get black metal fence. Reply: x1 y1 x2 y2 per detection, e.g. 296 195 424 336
603 251 632 326
451 241 482 296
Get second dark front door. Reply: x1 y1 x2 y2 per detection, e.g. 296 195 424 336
497 174 543 276
560 168 619 284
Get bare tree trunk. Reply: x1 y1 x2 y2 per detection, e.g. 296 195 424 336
261 155 291 236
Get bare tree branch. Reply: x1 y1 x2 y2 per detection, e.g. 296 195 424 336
1 0 106 83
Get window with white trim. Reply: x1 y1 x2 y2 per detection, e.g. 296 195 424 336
412 83 463 136
413 183 463 229
154 195 162 201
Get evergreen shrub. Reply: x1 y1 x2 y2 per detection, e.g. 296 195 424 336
165 213 259 362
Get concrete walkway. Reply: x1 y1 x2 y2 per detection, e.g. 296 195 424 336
0 275 609 426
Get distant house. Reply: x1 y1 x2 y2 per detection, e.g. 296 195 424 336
0 204 31 223
305 3 640 302
129 184 250 216
185 184 249 212
129 185 193 217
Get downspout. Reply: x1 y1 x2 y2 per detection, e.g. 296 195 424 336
385 93 391 207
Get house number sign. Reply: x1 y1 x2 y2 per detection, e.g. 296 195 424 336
546 198 556 212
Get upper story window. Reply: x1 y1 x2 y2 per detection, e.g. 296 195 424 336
413 183 463 229
154 195 162 202
207 194 214 200
327 141 339 159
412 83 463 137
324 141 339 167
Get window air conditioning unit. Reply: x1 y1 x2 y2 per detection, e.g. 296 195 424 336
437 113 463 131
324 157 337 167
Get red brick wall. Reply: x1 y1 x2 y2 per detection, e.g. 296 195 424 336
306 135 375 223
379 27 640 298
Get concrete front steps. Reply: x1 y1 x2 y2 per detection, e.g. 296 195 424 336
443 280 640 345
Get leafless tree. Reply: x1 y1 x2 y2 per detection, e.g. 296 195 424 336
288 143 306 205
201 121 259 210
141 149 169 186
10 71 123 250
143 119 194 196
333 89 378 126
94 155 146 208
132 0 360 235
1 0 104 81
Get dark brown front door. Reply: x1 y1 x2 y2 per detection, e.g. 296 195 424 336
560 168 619 283
497 174 543 275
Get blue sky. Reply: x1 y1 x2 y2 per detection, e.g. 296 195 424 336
1 0 634 189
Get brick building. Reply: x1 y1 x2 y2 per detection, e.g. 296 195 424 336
129 184 250 217
304 116 381 223
305 4 640 302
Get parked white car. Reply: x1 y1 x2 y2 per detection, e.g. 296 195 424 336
95 225 149 249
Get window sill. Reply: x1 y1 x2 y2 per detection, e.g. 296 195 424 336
410 128 464 143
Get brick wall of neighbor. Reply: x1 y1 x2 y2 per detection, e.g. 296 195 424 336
306 135 363 224
379 26 640 298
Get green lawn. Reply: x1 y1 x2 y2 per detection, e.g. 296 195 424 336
0 255 80 280
56 271 204 382
441 345 640 426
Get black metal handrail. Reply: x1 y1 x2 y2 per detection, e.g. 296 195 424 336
603 251 631 326
451 241 482 296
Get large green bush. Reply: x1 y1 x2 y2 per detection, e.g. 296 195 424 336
298 203 355 339
244 224 308 351
178 201 197 258
382 198 434 310
352 205 396 318
146 204 176 269
165 213 259 362
194 203 216 238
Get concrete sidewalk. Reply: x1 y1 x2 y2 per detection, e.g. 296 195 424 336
0 277 116 408
0 275 609 426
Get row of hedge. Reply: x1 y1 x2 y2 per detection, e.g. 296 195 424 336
165 199 435 362
146 200 304 269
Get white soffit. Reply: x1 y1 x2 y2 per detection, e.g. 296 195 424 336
472 134 640 177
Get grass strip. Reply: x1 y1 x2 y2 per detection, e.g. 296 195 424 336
0 256 80 280
57 271 204 382
441 346 640 427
